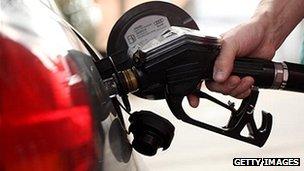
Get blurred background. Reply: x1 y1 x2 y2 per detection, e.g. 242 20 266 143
54 0 304 170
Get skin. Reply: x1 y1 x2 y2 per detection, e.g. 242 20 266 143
188 0 304 108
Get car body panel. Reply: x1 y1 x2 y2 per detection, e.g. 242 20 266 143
0 0 145 170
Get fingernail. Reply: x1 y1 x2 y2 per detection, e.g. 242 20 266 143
190 100 199 108
213 69 226 82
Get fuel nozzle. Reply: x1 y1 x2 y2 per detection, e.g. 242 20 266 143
95 56 142 111
121 68 140 93
102 66 140 98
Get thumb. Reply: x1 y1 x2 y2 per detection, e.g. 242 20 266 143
213 38 237 82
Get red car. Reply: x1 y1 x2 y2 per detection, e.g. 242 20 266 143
0 0 145 170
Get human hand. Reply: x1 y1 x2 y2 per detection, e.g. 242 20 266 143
188 16 276 107
187 0 304 108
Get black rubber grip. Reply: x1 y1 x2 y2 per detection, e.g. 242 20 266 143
232 58 304 93
232 58 275 89
284 62 304 92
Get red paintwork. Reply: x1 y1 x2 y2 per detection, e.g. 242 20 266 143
0 36 96 171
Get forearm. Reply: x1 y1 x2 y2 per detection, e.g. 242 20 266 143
253 0 304 49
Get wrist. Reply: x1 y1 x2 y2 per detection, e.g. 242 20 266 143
250 1 276 46
251 0 304 50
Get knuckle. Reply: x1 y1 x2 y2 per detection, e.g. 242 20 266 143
228 76 241 88
206 82 218 91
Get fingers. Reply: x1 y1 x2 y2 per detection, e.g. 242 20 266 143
211 33 253 99
187 76 254 108
235 89 252 99
206 76 254 99
207 76 241 95
187 82 202 108
187 94 199 108
207 20 272 99
230 76 254 98
213 37 239 83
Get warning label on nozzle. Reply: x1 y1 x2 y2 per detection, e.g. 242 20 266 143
124 15 171 48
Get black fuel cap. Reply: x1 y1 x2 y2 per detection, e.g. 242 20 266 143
128 110 175 156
